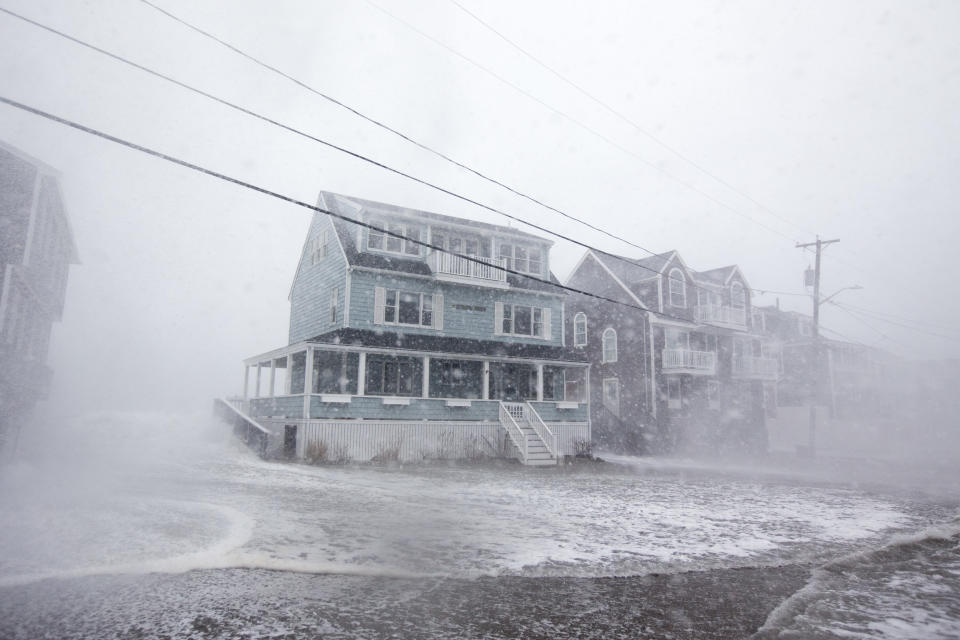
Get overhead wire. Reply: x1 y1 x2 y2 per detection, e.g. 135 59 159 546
829 301 960 343
134 0 808 294
361 0 804 246
447 0 816 238
0 5 783 306
0 94 705 327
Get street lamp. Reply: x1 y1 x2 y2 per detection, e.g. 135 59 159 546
820 284 863 306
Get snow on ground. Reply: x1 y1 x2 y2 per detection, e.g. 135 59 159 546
0 412 934 586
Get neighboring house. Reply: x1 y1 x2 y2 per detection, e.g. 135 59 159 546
564 249 773 454
0 142 78 453
753 304 893 419
237 192 590 465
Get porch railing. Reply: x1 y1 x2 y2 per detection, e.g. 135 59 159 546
695 304 746 327
662 348 717 372
499 402 528 462
427 250 508 282
525 402 558 458
732 356 780 379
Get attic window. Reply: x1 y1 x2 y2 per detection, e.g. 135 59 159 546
310 230 329 265
368 219 422 256
731 282 745 309
668 268 686 308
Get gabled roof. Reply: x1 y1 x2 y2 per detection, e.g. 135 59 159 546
0 140 80 264
321 191 550 244
693 265 750 290
321 191 563 293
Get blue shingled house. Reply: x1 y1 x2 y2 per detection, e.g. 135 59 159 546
234 192 590 465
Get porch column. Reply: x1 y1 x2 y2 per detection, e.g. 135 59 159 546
357 352 366 396
536 363 544 401
243 365 250 400
268 360 277 397
585 366 591 405
482 361 490 400
303 347 314 419
255 364 262 398
422 356 430 398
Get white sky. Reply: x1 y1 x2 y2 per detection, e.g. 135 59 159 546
1 0 958 412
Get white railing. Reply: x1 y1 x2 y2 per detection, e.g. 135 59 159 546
427 251 508 282
695 304 747 327
733 356 780 379
662 348 717 372
525 402 558 458
499 403 528 462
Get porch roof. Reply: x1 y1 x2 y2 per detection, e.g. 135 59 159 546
309 328 589 363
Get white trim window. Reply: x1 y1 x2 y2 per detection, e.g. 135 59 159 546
667 377 682 409
668 268 686 308
329 286 339 323
374 287 443 329
495 302 551 338
601 327 617 363
731 281 745 310
498 242 543 275
367 219 422 256
310 230 329 265
602 377 620 417
573 312 587 347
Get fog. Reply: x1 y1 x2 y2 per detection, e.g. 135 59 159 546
2 1 960 638
1 0 958 416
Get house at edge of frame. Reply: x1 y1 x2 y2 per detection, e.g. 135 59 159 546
231 191 590 465
564 249 775 455
0 141 79 454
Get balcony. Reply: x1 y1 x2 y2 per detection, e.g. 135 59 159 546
427 250 508 285
695 304 746 328
732 356 779 380
662 348 716 374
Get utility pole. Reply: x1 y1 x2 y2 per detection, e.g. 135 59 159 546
795 235 840 457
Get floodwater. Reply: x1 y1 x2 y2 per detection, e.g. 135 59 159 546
0 412 957 639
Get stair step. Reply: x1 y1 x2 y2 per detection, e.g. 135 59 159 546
524 457 557 466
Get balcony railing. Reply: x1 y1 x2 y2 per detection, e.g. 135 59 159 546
732 356 779 380
695 304 746 327
662 348 716 373
427 251 508 282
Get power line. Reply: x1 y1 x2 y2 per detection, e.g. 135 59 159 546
0 6 780 307
830 301 960 343
133 1 801 296
825 302 911 351
361 0 803 245
832 300 956 332
0 94 710 327
447 0 815 238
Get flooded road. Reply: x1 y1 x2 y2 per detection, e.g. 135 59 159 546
0 412 957 638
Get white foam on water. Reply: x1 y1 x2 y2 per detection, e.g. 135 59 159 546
758 517 960 639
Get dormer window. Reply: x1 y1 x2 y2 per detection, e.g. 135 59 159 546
368 219 422 256
498 243 542 275
668 268 686 308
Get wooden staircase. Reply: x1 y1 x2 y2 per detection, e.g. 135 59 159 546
499 402 558 466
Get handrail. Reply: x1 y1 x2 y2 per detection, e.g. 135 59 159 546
213 397 271 457
525 402 558 459
499 402 527 462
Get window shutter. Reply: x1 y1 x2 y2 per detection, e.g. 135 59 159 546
542 307 552 340
494 301 504 335
433 293 444 330
374 286 386 325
